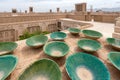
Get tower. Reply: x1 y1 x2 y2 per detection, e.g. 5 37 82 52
12 8 17 13
75 3 87 12
29 7 33 13
90 5 93 12
25 10 27 13
57 8 60 13
50 9 52 13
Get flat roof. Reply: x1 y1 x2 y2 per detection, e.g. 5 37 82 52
75 3 86 5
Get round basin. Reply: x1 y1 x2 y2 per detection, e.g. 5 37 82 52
50 32 67 40
82 30 103 39
106 38 120 50
108 52 120 70
0 42 17 55
43 41 69 57
0 55 18 80
66 52 110 80
18 59 62 80
26 35 48 48
77 39 101 52
68 27 81 35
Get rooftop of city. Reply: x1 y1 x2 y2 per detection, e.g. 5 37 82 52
0 1 120 80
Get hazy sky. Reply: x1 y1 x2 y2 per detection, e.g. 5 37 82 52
0 0 120 12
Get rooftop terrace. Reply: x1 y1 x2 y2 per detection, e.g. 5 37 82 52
5 21 120 80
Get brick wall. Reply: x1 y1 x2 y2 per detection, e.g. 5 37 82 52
0 13 67 23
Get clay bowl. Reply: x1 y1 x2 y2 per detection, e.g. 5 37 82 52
82 30 103 39
26 35 48 48
43 41 69 57
68 27 81 35
0 55 18 80
108 52 120 70
50 32 67 40
106 38 120 50
18 59 62 80
77 38 101 52
0 42 17 55
66 52 110 80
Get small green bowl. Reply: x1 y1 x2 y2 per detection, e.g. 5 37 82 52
0 42 17 55
68 27 81 35
108 52 120 70
43 41 69 57
18 59 62 80
106 38 120 50
66 52 110 80
82 30 103 39
26 35 48 48
50 32 67 40
78 39 101 52
0 55 18 80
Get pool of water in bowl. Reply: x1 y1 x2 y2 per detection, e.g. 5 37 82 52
32 75 49 80
76 66 93 80
0 71 4 80
83 46 93 51
51 51 62 57
33 43 43 46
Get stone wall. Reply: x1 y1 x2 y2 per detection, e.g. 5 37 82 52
67 12 120 23
0 12 119 42
92 14 119 23
0 19 58 42
88 12 120 23
113 17 120 39
0 12 120 24
0 18 92 42
59 19 92 30
0 13 66 23
67 14 86 21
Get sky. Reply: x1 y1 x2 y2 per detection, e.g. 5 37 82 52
0 0 120 12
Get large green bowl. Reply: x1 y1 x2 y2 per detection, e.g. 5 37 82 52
18 59 62 80
0 55 18 80
106 38 120 50
82 30 103 39
26 35 48 48
68 27 81 35
77 39 101 52
108 52 120 70
66 52 110 80
44 41 69 57
50 32 67 40
0 42 17 55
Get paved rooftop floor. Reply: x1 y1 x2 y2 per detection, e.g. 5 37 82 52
62 18 114 38
6 20 116 80
87 21 114 38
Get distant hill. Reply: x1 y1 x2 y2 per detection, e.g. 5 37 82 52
94 7 120 12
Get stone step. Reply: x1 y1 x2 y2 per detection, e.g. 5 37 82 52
112 32 120 39
114 26 120 33
115 21 120 27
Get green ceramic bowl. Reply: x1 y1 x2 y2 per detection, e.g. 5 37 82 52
108 52 120 70
78 39 101 52
26 35 48 48
18 59 62 80
44 41 69 57
82 30 103 39
106 38 120 50
68 27 81 34
50 32 67 40
0 42 17 55
0 55 18 80
66 52 110 80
